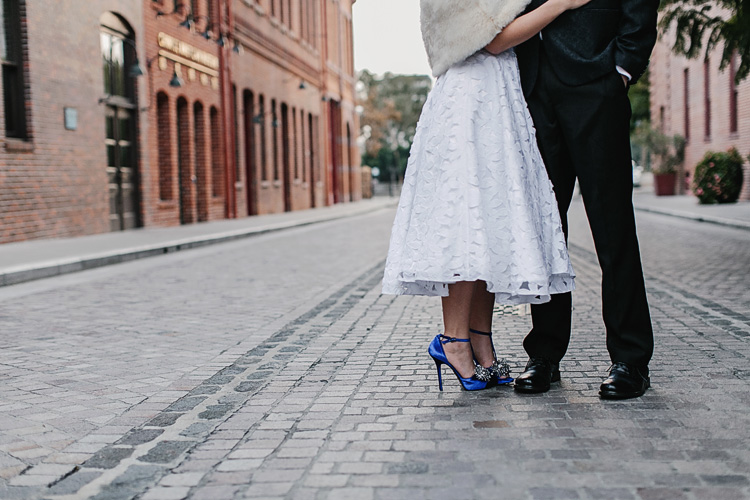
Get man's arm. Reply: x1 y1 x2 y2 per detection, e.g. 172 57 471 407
614 0 659 84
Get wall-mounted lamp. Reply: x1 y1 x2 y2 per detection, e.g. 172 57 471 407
179 15 194 30
299 80 307 90
169 69 184 88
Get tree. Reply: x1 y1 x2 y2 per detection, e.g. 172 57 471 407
660 0 750 82
629 70 651 133
358 70 432 181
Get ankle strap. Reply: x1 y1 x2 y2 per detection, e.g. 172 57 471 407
469 328 492 336
439 334 470 344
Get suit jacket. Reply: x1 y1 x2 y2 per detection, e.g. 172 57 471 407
515 0 658 96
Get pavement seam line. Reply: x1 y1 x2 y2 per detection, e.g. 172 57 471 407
41 261 386 500
195 274 394 498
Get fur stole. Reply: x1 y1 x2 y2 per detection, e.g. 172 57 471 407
420 0 532 77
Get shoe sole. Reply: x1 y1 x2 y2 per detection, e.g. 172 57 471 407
513 376 560 394
599 388 647 400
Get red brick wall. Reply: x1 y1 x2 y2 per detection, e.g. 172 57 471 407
0 0 143 243
141 0 226 227
650 38 750 200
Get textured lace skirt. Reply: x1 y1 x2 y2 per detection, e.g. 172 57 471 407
382 49 575 305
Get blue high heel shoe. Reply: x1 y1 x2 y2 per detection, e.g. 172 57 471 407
428 335 488 391
469 328 513 385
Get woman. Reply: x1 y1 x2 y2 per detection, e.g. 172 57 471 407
382 0 589 390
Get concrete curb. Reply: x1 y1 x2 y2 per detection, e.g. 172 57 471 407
634 205 750 232
0 199 398 287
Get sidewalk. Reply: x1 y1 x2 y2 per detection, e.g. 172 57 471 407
2 178 749 288
632 173 750 230
0 197 398 287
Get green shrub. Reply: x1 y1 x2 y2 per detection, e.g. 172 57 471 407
692 148 745 204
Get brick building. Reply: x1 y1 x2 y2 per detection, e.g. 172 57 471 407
650 37 750 198
0 0 145 241
230 0 360 216
0 0 360 244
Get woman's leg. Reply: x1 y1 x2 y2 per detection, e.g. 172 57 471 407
469 281 496 368
441 281 476 378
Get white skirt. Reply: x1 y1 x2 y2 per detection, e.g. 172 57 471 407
382 49 575 305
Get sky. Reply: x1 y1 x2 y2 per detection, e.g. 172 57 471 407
352 0 431 77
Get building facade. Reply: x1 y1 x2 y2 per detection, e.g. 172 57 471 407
0 0 360 244
650 37 750 198
0 0 145 241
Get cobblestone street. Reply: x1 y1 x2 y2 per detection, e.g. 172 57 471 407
1 199 749 500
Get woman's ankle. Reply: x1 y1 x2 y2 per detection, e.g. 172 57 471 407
442 340 475 378
469 331 495 368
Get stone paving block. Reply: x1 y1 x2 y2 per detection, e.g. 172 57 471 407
3 207 750 500
140 486 191 500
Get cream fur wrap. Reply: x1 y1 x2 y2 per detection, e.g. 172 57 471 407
420 0 532 77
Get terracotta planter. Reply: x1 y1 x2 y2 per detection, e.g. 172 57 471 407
654 172 677 196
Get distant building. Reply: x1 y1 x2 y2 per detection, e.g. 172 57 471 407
650 37 750 199
0 0 360 244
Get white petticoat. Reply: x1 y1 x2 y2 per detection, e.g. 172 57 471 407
381 49 575 305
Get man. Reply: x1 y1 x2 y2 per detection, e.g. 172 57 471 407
514 0 658 399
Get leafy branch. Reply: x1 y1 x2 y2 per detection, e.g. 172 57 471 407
659 0 750 81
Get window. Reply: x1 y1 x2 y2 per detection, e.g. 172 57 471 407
659 106 665 133
259 95 267 181
194 101 208 221
176 97 193 224
272 99 279 180
704 59 711 139
730 54 738 134
2 0 29 138
300 108 306 182
157 93 173 200
232 84 240 181
211 106 223 197
243 90 257 215
308 112 316 207
100 13 136 100
683 68 690 142
292 106 298 179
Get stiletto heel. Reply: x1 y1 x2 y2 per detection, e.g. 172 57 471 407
469 328 513 385
434 358 444 391
428 335 488 391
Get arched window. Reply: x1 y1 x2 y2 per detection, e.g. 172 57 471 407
243 89 257 215
300 108 307 183
157 92 172 200
292 106 299 180
176 97 193 224
210 106 223 197
194 101 208 221
272 99 279 181
259 95 267 181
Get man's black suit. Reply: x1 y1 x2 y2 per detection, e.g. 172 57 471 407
515 0 658 372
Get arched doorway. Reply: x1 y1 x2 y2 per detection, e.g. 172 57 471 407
100 12 141 231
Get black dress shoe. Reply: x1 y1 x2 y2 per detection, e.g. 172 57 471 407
599 362 650 400
514 358 560 393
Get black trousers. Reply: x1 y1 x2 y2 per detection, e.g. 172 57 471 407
523 49 654 371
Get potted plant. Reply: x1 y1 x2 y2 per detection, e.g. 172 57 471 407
632 122 685 196
692 148 745 204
